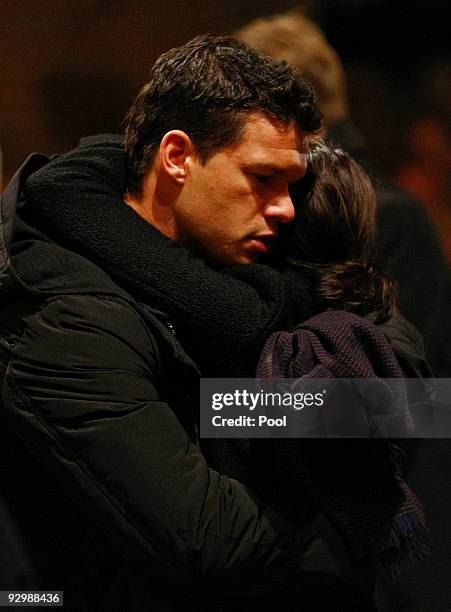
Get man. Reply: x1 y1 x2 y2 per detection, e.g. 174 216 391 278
0 35 356 611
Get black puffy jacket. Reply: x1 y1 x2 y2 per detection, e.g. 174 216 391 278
0 155 352 611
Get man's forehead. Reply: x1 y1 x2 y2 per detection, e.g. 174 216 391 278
233 113 309 178
241 112 308 144
236 113 308 152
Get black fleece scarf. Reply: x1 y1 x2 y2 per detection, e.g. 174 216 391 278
21 135 313 377
257 310 429 580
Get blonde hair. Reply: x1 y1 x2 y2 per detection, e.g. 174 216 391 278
234 9 349 125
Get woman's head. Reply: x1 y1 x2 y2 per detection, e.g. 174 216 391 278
285 140 376 263
277 141 396 322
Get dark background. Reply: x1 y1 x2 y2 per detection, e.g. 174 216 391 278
1 0 450 183
1 2 451 609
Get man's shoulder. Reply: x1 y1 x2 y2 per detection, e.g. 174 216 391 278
3 289 198 385
42 293 155 336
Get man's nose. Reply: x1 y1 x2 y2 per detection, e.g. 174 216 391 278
264 192 296 224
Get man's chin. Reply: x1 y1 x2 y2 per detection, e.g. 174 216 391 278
231 248 274 266
229 248 264 265
182 239 265 267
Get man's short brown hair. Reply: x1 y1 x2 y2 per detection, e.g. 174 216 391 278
124 33 322 194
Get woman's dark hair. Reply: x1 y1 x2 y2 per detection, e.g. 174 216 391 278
279 141 396 323
124 34 322 194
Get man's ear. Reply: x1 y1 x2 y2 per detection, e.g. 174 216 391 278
159 130 194 184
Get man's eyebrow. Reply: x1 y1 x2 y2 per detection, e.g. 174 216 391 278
244 163 285 175
244 162 305 177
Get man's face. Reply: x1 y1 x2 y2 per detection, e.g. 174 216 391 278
172 113 310 265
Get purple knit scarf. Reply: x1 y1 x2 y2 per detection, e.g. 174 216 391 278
256 310 429 580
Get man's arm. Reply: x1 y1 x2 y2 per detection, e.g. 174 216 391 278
4 294 315 596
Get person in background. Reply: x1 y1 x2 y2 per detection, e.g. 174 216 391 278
397 115 451 263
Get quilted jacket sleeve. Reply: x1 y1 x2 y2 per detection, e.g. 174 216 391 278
3 294 313 596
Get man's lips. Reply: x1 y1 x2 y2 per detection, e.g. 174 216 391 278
246 233 277 253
